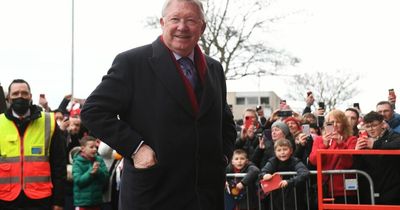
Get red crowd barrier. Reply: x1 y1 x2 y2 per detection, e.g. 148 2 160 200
316 149 400 210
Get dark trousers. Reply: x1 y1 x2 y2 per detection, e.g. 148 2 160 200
0 192 51 210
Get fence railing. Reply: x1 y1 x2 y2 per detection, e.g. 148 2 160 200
225 149 400 210
315 149 400 210
226 169 376 210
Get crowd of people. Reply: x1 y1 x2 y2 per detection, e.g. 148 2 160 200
0 79 124 210
225 92 400 210
1 0 400 209
1 78 400 210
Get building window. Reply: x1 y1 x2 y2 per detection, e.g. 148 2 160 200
236 97 245 105
260 97 269 105
247 97 258 105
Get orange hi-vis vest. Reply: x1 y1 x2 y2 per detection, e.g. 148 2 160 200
0 112 55 201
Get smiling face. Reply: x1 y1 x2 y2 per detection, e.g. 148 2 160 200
364 120 384 138
271 126 285 141
286 120 300 134
160 0 206 56
81 140 98 159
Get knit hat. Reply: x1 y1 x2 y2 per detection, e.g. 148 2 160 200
284 117 301 130
271 121 290 136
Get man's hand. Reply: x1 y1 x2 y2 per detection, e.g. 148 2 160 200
258 136 265 149
263 173 272 181
355 137 367 150
39 96 49 111
306 94 315 107
297 133 307 146
236 182 244 190
279 180 288 188
52 205 63 210
132 144 157 169
59 118 70 131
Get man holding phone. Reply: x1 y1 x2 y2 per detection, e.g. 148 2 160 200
235 108 260 158
302 91 315 115
38 93 51 112
376 101 400 134
354 111 400 204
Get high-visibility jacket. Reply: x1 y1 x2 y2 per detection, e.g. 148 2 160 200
0 112 55 201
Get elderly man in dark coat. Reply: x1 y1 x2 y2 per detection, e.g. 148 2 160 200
80 0 237 209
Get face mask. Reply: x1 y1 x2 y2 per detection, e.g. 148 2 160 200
10 98 31 116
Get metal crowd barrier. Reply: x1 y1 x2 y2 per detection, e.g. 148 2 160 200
226 150 400 210
226 169 376 210
315 149 400 210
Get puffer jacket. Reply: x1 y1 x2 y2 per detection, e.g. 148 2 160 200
73 153 109 207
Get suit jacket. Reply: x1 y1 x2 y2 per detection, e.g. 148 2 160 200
81 37 237 210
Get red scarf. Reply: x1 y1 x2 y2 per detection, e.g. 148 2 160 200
233 167 242 173
160 36 207 114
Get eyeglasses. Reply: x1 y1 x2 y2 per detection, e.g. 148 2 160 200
364 122 382 130
165 17 202 27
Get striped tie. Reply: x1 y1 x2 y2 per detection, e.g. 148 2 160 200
178 57 198 89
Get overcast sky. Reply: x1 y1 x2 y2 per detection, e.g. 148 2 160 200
1 0 400 113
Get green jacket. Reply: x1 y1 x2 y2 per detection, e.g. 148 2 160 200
73 153 109 207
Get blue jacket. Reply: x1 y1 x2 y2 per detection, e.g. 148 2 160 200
388 112 400 134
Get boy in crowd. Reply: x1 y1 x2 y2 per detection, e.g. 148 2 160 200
354 111 400 204
260 139 309 210
225 149 260 210
73 136 109 210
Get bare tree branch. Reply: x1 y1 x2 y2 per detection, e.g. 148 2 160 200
286 70 361 111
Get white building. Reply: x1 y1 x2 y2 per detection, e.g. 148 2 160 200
227 91 282 120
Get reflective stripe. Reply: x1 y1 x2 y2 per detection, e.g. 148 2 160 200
25 176 51 183
24 156 49 162
44 112 51 156
0 176 19 184
0 157 20 163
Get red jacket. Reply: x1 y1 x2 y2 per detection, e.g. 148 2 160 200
309 135 357 196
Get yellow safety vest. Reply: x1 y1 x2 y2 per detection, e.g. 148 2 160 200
0 112 55 201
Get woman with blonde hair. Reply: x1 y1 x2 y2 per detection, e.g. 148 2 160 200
309 109 357 203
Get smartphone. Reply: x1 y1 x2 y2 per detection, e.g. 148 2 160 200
359 130 368 138
63 114 69 121
389 89 396 109
318 102 325 110
302 124 310 136
317 115 325 128
307 91 312 96
353 103 360 109
40 94 45 98
325 123 334 133
244 117 253 130
278 110 292 117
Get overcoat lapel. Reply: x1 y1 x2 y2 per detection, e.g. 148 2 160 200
149 39 194 116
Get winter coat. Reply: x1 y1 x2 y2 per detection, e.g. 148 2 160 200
260 156 309 210
354 129 400 204
73 153 109 207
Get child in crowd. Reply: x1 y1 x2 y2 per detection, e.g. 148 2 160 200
225 149 260 210
260 139 309 210
73 136 109 210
